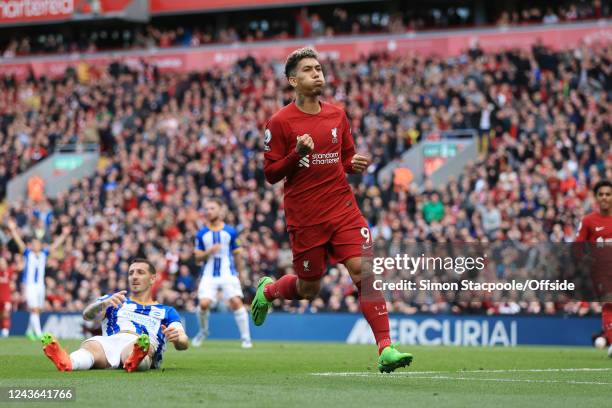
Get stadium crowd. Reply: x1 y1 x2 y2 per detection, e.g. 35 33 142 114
0 39 610 316
1 0 608 58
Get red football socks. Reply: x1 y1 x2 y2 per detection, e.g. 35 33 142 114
264 275 299 301
356 281 392 354
1 303 9 331
263 275 391 354
603 303 612 344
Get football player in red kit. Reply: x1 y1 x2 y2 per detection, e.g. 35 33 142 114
0 258 13 337
250 47 412 372
575 180 612 357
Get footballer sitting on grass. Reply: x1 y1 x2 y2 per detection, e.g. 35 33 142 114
41 258 188 372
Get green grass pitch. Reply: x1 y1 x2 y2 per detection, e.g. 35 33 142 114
0 338 610 407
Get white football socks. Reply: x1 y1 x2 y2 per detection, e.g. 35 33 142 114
29 313 42 337
70 349 95 371
137 356 152 371
233 307 251 342
198 307 210 335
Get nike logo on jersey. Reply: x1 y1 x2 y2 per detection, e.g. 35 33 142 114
595 227 605 232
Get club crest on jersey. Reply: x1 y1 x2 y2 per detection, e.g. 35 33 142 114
303 260 310 272
331 128 338 144
150 307 165 319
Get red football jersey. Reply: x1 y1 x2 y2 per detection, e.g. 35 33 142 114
264 101 359 228
575 212 612 242
575 211 612 296
0 265 13 301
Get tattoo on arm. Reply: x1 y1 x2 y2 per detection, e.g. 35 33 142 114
83 301 106 321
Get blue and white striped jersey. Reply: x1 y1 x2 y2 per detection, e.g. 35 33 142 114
96 295 183 368
194 224 241 279
22 248 49 287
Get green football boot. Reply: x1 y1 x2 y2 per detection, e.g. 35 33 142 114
250 277 273 326
378 344 413 373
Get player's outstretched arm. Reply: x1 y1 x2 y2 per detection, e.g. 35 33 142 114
49 226 71 253
6 219 26 253
83 290 127 321
162 324 189 350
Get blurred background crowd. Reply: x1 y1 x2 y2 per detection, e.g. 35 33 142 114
0 0 610 318
1 41 609 316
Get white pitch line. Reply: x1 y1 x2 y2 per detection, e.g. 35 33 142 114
397 376 612 386
460 368 612 374
312 367 612 377
311 367 612 385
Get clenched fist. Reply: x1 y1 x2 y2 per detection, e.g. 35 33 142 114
295 134 314 156
350 154 370 173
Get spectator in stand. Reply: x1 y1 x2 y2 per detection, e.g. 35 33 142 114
543 8 560 24
423 193 445 223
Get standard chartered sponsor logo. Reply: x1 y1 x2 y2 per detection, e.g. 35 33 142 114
311 152 340 165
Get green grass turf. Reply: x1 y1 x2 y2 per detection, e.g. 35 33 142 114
0 338 610 407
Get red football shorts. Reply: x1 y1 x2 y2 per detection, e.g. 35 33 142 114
288 211 371 281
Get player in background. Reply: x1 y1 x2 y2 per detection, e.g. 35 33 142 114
7 219 70 340
0 259 14 337
192 198 252 348
575 180 612 357
251 47 412 372
42 258 188 372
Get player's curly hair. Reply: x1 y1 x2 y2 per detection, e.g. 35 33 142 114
593 180 612 194
285 47 320 79
129 258 156 275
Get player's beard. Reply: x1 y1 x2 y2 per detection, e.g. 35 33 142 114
598 198 611 214
310 83 324 96
301 80 324 97
129 281 150 296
